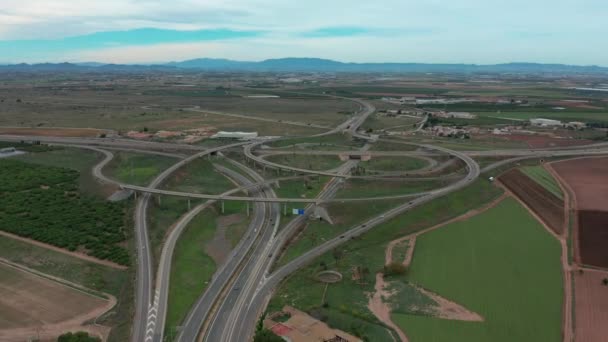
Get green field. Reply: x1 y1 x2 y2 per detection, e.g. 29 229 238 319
521 165 563 199
274 176 330 200
0 159 129 265
394 198 563 342
165 210 218 341
15 147 107 196
335 179 440 199
269 178 504 341
360 156 429 172
269 133 364 149
104 152 176 186
163 159 235 194
265 154 343 171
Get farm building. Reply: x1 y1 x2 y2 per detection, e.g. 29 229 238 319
211 131 258 140
530 118 563 127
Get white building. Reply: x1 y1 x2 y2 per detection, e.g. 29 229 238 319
211 131 258 140
446 112 477 119
530 118 563 127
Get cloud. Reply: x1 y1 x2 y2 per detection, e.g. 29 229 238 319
1 0 607 64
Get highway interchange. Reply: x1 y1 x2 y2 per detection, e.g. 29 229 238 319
3 94 608 342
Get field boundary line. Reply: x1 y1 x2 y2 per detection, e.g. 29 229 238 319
0 231 127 270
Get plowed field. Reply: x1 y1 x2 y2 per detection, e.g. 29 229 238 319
578 211 608 268
499 169 564 234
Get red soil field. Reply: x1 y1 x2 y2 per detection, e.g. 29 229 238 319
577 211 608 268
552 157 608 211
501 134 592 148
0 127 107 137
573 270 608 342
499 169 564 234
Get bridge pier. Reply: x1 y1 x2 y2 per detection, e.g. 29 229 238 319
187 199 191 210
246 202 250 217
221 200 225 214
157 195 162 206
283 203 287 216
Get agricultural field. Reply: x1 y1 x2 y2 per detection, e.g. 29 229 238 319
0 159 129 265
0 263 109 332
0 236 132 342
521 165 563 199
269 178 504 341
573 270 608 342
551 157 608 267
499 168 564 235
103 151 177 186
394 198 563 342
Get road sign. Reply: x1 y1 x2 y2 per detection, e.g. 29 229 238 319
292 208 305 215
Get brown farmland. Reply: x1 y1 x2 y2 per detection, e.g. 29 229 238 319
0 262 110 339
573 270 608 342
552 157 608 211
577 211 608 268
499 169 564 234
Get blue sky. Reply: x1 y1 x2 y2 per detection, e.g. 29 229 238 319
1 0 607 65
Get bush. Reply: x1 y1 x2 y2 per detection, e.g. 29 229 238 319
603 278 608 286
57 331 101 342
383 262 408 277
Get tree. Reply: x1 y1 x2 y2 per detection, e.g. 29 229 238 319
253 328 284 342
57 331 101 342
603 278 608 286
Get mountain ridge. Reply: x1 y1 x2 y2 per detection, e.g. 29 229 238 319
1 58 607 74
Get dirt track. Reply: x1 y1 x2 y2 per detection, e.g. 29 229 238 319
499 168 564 235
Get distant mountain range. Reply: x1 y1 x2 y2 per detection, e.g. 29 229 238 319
1 58 607 74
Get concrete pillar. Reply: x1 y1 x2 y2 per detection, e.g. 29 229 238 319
221 201 225 214
246 202 250 217
188 199 191 210
283 203 287 216
157 195 162 206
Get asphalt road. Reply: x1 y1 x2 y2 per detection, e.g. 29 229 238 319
176 158 280 342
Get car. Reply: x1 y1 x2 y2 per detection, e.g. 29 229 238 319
380 215 385 218
340 235 345 238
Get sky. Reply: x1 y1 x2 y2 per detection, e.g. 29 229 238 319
1 0 607 65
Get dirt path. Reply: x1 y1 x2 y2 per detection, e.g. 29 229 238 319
368 193 507 342
0 260 117 342
0 231 127 270
368 273 407 342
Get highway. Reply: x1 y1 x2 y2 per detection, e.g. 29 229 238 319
5 92 608 342
150 163 271 342
176 158 280 342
